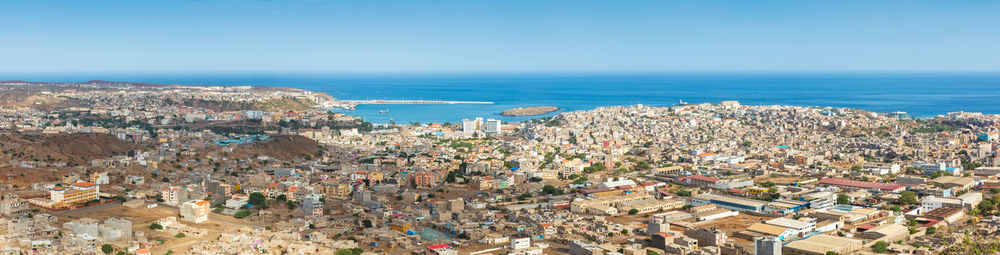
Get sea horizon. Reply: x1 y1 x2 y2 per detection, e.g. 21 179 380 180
3 72 1000 123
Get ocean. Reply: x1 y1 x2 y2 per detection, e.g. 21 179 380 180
7 72 1000 124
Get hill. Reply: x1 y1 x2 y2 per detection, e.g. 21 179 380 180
233 135 323 161
0 133 145 166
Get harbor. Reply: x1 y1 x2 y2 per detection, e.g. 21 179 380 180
322 99 494 110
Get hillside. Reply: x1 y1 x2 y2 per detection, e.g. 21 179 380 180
233 135 323 161
0 133 145 166
180 97 316 112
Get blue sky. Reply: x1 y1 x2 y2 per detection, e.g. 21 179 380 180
2 0 999 72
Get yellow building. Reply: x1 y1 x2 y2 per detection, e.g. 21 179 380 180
49 182 100 207
748 186 770 198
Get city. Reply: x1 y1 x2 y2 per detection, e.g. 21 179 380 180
0 81 998 254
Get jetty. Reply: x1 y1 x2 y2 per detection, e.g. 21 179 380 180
323 99 494 110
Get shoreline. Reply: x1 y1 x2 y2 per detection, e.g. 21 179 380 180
4 79 997 121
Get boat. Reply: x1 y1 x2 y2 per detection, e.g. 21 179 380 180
379 109 389 114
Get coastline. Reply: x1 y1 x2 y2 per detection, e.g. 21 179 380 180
6 73 1000 122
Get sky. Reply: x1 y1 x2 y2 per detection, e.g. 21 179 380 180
2 0 999 73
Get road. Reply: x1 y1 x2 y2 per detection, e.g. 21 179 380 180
50 201 122 216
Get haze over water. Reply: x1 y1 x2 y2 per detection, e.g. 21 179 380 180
9 72 1000 124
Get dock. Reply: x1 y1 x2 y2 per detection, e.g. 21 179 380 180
323 99 494 110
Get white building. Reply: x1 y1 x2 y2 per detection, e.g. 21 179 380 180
180 200 210 223
485 119 502 134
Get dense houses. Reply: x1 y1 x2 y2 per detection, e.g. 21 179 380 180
2 82 1000 254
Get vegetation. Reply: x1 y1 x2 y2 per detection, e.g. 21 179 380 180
234 210 251 219
149 223 163 230
837 194 851 205
871 241 889 253
541 185 563 195
248 192 267 206
335 248 364 255
913 121 963 133
101 244 113 254
899 191 919 205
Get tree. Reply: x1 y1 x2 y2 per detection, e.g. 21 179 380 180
871 241 889 253
175 233 186 238
248 192 267 206
362 219 373 228
101 244 113 254
628 209 639 215
925 226 936 235
517 193 532 201
826 252 841 255
542 185 560 195
837 194 851 205
149 223 163 230
890 205 901 212
335 248 364 255
234 210 250 219
276 194 287 202
899 191 919 205
850 165 862 172
978 200 996 214
287 200 297 209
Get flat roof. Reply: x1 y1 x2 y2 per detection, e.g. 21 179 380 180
747 222 790 236
784 235 862 253
765 217 814 229
819 178 904 191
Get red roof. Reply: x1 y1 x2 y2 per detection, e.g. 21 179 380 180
73 182 97 188
679 175 720 183
426 244 452 250
818 178 904 191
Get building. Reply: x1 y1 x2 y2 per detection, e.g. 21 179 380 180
485 119 502 134
921 193 981 210
648 218 670 234
462 119 479 133
743 223 796 241
161 186 187 206
426 244 458 255
856 224 909 242
929 176 975 191
412 171 435 188
684 227 728 247
38 182 100 208
301 195 324 216
755 237 782 255
818 178 906 193
782 234 862 255
180 200 210 223
0 194 30 217
764 218 815 238
225 194 249 209
102 218 133 240
691 193 767 212
89 172 110 185
920 163 962 176
569 240 604 255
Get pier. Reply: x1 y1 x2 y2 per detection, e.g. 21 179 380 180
343 100 493 105
322 99 494 110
